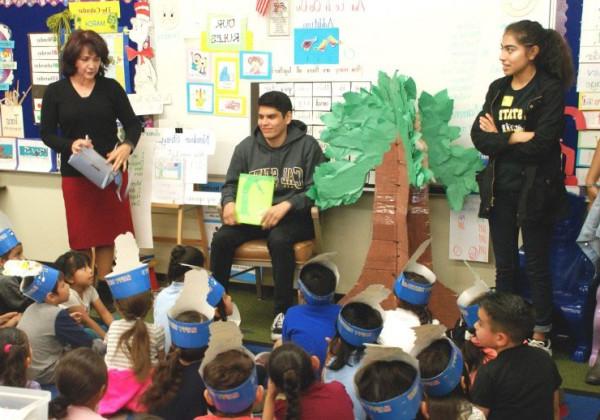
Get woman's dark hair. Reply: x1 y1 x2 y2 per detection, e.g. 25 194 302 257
61 30 110 78
355 360 416 402
327 302 383 371
0 328 30 388
203 349 256 416
258 91 293 116
505 20 574 90
167 245 205 281
115 290 154 380
48 348 107 419
268 343 316 420
142 311 208 413
55 251 91 283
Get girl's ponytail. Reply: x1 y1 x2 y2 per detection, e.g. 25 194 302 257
118 318 152 380
282 369 301 420
48 395 71 419
141 348 184 411
0 328 29 388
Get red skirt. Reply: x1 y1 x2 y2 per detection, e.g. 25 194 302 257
61 173 134 250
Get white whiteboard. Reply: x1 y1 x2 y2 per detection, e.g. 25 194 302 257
150 0 554 176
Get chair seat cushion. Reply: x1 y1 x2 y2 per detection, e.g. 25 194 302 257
233 239 315 263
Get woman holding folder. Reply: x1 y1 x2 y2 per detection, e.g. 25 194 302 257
41 30 141 303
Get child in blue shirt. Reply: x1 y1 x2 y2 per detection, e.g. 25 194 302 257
281 254 340 368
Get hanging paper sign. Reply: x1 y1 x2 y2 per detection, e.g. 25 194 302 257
203 15 252 52
69 1 121 18
0 24 15 92
0 105 24 138
74 14 119 33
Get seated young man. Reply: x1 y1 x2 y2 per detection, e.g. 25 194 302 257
210 90 325 339
472 292 561 420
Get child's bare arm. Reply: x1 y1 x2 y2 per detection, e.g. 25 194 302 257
553 390 560 420
92 297 114 326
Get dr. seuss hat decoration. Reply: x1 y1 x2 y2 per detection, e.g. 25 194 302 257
105 232 150 300
199 321 258 414
456 261 490 329
4 260 60 303
168 268 215 349
297 252 340 305
355 344 422 420
394 239 436 305
337 284 388 347
0 228 19 256
133 1 150 19
410 324 464 397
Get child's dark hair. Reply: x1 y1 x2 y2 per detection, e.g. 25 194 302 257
203 349 255 416
55 251 91 282
299 263 336 297
355 359 416 403
48 348 107 419
479 292 534 343
327 302 383 371
505 20 574 90
397 299 433 325
268 343 316 420
417 339 470 419
258 91 293 116
142 311 209 412
0 328 30 388
0 243 20 261
115 290 154 380
167 245 205 281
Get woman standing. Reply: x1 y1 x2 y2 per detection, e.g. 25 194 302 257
41 30 141 304
471 20 574 353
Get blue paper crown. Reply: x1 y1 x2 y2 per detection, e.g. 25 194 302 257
394 271 434 306
0 228 19 256
21 265 60 303
206 366 258 414
105 264 150 300
459 304 480 329
336 313 382 347
421 338 464 397
298 279 334 305
207 275 225 307
168 315 212 349
360 368 422 420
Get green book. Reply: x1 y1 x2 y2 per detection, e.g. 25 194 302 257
235 173 276 225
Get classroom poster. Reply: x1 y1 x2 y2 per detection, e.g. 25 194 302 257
240 51 272 80
187 49 211 81
0 24 15 91
204 15 251 52
268 0 290 37
214 56 239 94
16 138 54 172
449 196 489 262
187 83 214 114
69 1 121 33
28 33 60 124
128 131 154 249
0 137 17 170
294 28 340 65
100 32 127 90
0 105 24 138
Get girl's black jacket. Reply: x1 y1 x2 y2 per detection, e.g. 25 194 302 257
471 71 568 225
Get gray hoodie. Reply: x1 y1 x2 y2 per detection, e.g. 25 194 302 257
221 120 325 213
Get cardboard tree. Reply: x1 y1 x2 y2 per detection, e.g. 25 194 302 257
309 71 484 324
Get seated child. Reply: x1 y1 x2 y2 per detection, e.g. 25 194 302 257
354 345 422 420
264 342 353 420
144 268 216 420
417 335 485 420
282 254 340 367
471 292 561 420
0 327 40 389
0 228 32 315
13 261 102 386
48 347 108 420
55 251 113 339
393 264 436 325
198 321 265 419
323 285 387 420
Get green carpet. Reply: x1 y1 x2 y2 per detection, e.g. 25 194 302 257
230 283 275 344
555 352 600 394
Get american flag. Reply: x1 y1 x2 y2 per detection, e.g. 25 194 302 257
256 0 272 16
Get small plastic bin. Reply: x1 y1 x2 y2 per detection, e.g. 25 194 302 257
0 386 51 420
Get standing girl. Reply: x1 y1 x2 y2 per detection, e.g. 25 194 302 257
48 348 108 420
471 20 574 353
55 251 113 338
0 327 40 389
99 290 165 416
40 30 142 307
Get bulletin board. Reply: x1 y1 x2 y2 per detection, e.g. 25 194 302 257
150 0 557 176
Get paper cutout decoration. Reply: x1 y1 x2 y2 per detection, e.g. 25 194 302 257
0 24 15 91
128 1 158 95
294 28 340 65
409 324 447 357
379 309 420 351
105 232 150 300
456 261 490 328
235 174 275 225
4 260 60 303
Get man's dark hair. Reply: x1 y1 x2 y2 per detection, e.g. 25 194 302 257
257 91 293 116
299 263 336 297
479 292 534 343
